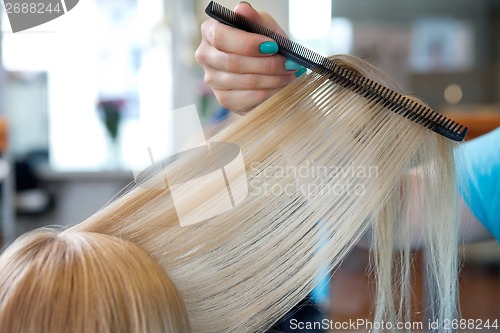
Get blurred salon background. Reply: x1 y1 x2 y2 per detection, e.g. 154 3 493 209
1 0 499 331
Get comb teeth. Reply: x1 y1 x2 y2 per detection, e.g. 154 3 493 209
206 1 468 142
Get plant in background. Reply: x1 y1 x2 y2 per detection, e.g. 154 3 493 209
97 99 125 142
97 99 126 168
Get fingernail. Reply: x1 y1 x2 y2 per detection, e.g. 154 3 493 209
238 1 252 7
259 41 278 54
285 59 301 71
295 66 307 77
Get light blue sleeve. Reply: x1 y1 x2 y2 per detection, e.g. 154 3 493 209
456 127 500 241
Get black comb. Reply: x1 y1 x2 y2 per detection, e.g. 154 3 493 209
205 1 468 142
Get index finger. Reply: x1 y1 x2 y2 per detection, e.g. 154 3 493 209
202 19 279 57
234 2 289 38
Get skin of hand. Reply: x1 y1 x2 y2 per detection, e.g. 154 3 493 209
195 2 306 114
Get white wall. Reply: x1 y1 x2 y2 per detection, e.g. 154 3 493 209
197 0 290 33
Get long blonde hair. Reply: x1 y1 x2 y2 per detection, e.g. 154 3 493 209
0 55 459 332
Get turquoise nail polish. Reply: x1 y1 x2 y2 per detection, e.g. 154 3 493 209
259 41 278 54
285 59 301 71
295 66 307 77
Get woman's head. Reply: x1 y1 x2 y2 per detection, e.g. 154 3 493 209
0 228 190 333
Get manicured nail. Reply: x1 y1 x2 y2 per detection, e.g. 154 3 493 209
238 1 252 7
259 41 278 54
295 66 307 77
285 59 301 71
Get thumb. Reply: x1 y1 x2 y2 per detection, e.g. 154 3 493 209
234 2 288 38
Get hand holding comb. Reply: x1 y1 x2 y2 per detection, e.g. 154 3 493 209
205 1 467 142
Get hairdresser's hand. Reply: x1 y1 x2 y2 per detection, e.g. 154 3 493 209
195 2 306 114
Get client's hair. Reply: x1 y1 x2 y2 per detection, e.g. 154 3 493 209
0 228 190 333
0 55 459 333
